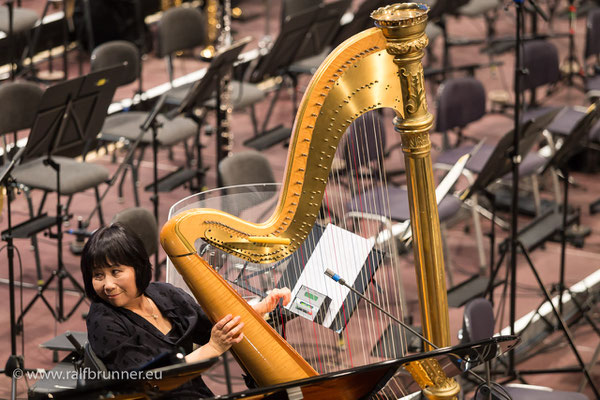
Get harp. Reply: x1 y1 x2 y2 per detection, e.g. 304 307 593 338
161 3 460 399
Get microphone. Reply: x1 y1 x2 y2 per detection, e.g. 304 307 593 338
324 269 502 391
323 268 437 350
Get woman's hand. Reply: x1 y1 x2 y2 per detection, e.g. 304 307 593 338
186 314 244 363
208 314 245 354
253 287 291 315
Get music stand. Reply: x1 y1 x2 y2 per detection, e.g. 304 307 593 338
15 65 126 328
173 36 251 186
445 109 560 308
200 336 519 400
243 7 319 151
475 106 600 395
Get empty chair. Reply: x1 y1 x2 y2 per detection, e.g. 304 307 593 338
0 3 39 79
520 40 562 122
462 298 590 400
435 76 486 149
91 40 199 205
156 6 265 135
218 150 277 218
111 207 158 259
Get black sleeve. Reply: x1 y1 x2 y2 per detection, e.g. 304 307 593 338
171 285 213 345
86 304 154 371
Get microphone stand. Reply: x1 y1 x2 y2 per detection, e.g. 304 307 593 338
323 269 509 399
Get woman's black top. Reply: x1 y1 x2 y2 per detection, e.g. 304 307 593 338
86 282 214 399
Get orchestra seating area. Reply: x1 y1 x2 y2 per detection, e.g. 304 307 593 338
0 0 599 399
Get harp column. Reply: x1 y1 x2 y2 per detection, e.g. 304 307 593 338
373 5 460 399
372 5 451 351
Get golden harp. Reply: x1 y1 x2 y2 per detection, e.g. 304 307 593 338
161 3 460 399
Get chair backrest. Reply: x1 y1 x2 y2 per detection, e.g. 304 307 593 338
218 150 276 187
584 9 600 60
218 151 277 217
342 110 387 180
461 297 495 343
83 342 108 372
435 76 486 132
156 6 207 58
0 82 44 135
90 40 140 87
111 207 158 257
521 40 560 92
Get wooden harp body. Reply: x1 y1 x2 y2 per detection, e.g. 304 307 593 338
161 4 460 399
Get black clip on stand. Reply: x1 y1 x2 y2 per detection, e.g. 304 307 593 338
15 66 124 331
497 0 600 395
0 147 37 400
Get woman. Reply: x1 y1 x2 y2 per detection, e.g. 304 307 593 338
80 223 291 398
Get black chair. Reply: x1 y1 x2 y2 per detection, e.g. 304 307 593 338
83 342 108 373
91 40 199 205
461 298 590 400
520 40 562 123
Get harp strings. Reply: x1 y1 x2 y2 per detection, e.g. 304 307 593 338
201 111 409 387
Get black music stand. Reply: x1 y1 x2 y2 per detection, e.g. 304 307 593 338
445 109 560 308
243 7 319 151
201 336 520 400
14 65 125 329
170 37 251 187
502 103 600 392
479 107 600 395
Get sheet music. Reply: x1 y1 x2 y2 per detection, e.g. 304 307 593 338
284 224 374 329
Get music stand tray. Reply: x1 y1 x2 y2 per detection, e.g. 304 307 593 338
202 336 520 400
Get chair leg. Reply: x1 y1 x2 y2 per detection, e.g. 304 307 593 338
471 194 487 275
440 223 454 287
530 174 542 216
94 187 105 226
21 186 43 283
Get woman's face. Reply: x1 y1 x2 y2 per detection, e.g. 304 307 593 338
92 264 139 308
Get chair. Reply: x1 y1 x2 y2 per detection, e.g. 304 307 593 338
91 40 200 205
433 77 560 270
0 2 39 79
0 81 44 278
111 207 158 259
520 40 562 123
339 112 466 284
156 6 265 136
83 341 107 373
217 150 277 218
462 298 590 400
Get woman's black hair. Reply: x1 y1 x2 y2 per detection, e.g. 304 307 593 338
80 223 152 302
